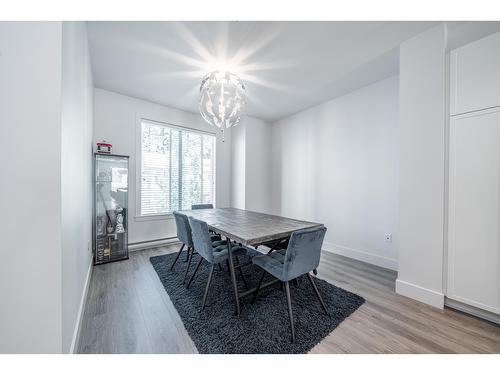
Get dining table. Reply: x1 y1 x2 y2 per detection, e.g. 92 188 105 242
179 207 323 315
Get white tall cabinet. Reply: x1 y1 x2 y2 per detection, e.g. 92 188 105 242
447 32 500 319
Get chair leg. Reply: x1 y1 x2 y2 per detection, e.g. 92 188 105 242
183 247 194 284
202 264 215 309
285 281 296 343
184 245 190 262
187 257 203 289
170 244 185 270
307 273 329 315
252 269 266 304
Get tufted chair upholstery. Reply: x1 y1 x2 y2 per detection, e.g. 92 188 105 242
188 216 249 263
252 226 326 282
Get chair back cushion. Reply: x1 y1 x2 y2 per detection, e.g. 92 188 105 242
173 211 193 247
283 226 327 281
191 203 213 210
188 216 214 262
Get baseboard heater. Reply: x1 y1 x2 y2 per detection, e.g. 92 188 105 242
128 237 180 252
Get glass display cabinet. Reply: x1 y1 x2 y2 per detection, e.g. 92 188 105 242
93 153 129 265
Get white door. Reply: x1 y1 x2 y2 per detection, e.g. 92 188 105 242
448 107 500 315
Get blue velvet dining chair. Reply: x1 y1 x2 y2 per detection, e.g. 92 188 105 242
191 203 220 237
251 226 328 343
191 203 213 210
172 211 223 283
187 216 253 309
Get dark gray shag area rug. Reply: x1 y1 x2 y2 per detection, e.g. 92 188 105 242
150 251 364 354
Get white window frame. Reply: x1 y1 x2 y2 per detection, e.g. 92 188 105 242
135 116 217 221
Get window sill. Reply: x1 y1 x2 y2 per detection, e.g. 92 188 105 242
134 214 174 222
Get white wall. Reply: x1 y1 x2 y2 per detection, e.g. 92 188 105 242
61 22 94 353
245 118 273 213
230 117 272 213
93 88 233 244
396 24 446 308
0 22 63 353
271 76 399 270
231 122 246 209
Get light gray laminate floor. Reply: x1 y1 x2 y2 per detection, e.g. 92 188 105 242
77 244 500 354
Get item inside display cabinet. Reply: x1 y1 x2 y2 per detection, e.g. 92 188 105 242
115 207 125 233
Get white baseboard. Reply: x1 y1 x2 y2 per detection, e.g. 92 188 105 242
322 242 398 271
69 258 93 354
396 279 444 309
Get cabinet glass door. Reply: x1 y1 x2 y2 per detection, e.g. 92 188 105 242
94 154 129 264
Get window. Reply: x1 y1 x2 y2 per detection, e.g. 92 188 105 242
139 119 215 216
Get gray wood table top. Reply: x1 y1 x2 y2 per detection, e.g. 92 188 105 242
178 207 323 246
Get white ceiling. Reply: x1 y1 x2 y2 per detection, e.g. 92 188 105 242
88 21 439 122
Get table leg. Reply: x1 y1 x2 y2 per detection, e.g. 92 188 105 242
226 240 241 316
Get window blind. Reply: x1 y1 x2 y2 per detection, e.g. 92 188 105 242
140 120 215 216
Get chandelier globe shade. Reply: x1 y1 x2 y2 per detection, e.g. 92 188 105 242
199 70 246 140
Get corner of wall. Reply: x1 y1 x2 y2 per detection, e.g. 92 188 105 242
397 23 446 309
395 278 445 309
61 20 95 354
68 258 93 353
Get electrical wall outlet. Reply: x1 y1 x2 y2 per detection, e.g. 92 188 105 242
384 233 392 243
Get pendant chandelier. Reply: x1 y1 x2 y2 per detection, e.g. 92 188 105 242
199 70 246 141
